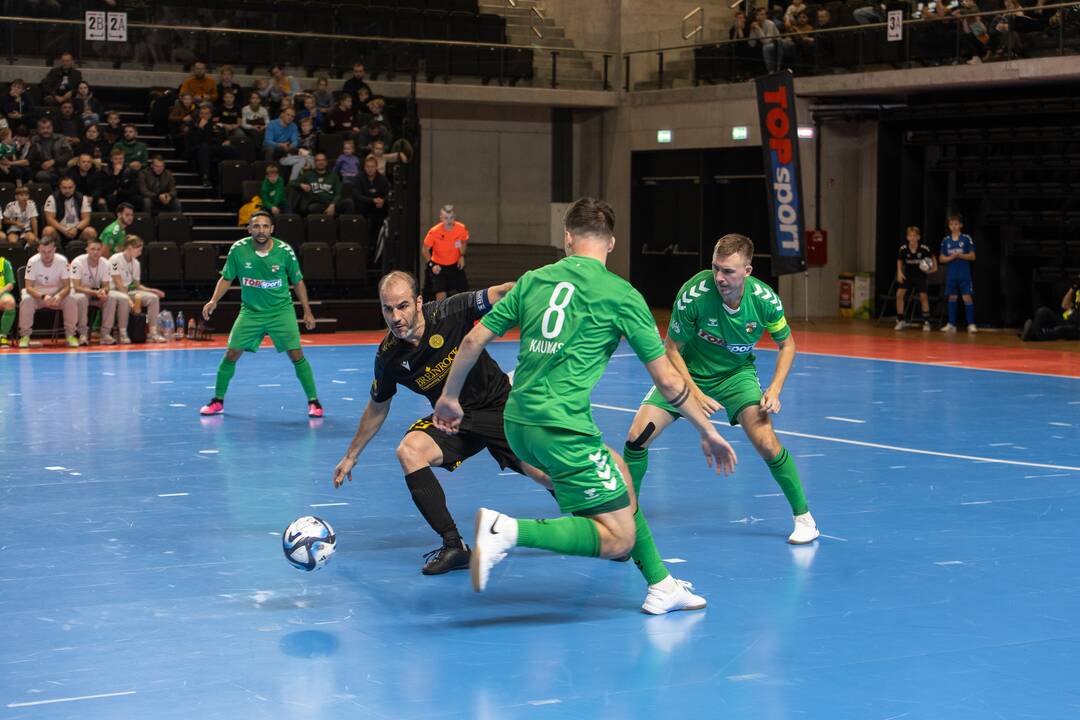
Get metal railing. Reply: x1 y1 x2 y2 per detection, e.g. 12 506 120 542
624 0 1080 89
682 7 705 41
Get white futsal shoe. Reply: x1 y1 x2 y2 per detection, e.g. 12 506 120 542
642 576 707 615
788 511 820 544
471 508 517 592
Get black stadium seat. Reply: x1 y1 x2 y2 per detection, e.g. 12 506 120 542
145 241 182 283
156 213 192 244
337 214 370 247
334 241 368 284
0 182 15 209
64 239 87 259
299 242 334 282
128 212 156 243
306 215 338 245
241 180 263 203
219 160 251 199
89 212 114 235
272 213 305 248
181 243 219 283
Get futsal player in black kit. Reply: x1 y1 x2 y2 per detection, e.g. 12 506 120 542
332 271 551 574
895 226 937 331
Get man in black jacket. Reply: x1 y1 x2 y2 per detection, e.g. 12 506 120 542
41 52 83 107
353 155 389 231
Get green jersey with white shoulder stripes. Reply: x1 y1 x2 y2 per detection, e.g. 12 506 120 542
667 271 791 377
480 255 666 435
221 237 303 313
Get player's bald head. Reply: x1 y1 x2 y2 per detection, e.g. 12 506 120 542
378 270 419 301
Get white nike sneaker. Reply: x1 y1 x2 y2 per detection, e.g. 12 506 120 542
893 320 907 330
967 324 977 334
641 576 707 615
471 507 517 593
941 323 957 333
788 511 820 544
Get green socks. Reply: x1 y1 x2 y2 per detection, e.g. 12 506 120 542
621 444 670 585
292 357 318 401
767 447 809 516
516 517 601 557
622 443 649 496
214 356 237 398
0 308 13 337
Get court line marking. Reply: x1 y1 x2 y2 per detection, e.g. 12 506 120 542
825 416 866 424
7 690 136 708
591 403 1080 472
310 502 349 508
157 492 189 497
10 338 1079 380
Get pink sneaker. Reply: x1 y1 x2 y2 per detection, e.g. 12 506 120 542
307 399 324 418
200 398 224 416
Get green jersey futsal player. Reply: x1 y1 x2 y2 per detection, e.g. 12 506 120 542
434 197 737 615
200 211 323 417
624 233 818 544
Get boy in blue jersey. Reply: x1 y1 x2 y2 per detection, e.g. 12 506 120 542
938 213 977 333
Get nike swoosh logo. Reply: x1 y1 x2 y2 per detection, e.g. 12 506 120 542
488 517 500 535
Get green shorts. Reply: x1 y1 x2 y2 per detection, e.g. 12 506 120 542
642 363 762 426
227 306 301 353
504 420 630 516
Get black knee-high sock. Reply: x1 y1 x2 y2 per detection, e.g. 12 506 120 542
404 467 462 546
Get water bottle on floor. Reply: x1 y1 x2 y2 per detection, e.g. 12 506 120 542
159 310 175 341
187 317 196 340
176 311 186 340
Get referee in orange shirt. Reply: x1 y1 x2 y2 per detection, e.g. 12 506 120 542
421 204 469 300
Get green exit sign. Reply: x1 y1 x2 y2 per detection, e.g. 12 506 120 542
657 129 672 143
731 126 748 141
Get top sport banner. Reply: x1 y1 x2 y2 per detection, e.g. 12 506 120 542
755 72 807 276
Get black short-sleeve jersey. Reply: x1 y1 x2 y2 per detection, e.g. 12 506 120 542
898 243 934 278
370 290 511 411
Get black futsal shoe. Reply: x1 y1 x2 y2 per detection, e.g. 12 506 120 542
421 543 471 575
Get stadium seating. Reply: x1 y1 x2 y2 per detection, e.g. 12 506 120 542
145 241 182 283
300 242 335 282
157 213 192 244
181 243 219 283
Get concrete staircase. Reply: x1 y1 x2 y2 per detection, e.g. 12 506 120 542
632 16 735 90
479 0 607 90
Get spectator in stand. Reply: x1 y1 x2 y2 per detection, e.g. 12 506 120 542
327 92 359 137
180 61 219 104
101 147 140 212
750 7 789 73
343 62 372 105
311 74 334 111
790 11 817 66
421 204 469 301
3 185 38 248
263 106 299 162
989 0 1030 59
356 85 372 112
217 65 243 99
241 91 269 137
854 1 885 24
360 121 393 155
1021 276 1080 342
0 126 32 184
70 237 122 345
29 117 73 184
17 235 78 348
74 81 103 127
253 77 272 105
215 89 245 139
102 110 124 146
65 155 103 209
42 176 96 248
365 96 391 132
168 92 197 144
109 235 167 343
267 65 300 106
895 226 935 331
353 155 389 231
113 124 149 172
41 52 82 107
784 0 808 29
296 94 325 131
2 79 33 127
290 152 352 217
954 0 990 63
334 139 362 186
815 8 836 66
939 213 977 333
187 104 235 187
260 163 289 215
99 201 133 256
55 101 83 145
279 115 317 182
138 155 181 214
73 123 110 166
369 139 407 176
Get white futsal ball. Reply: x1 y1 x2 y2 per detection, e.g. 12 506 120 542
918 257 934 273
282 516 336 571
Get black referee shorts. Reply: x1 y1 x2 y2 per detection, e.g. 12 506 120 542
405 410 525 474
429 263 469 295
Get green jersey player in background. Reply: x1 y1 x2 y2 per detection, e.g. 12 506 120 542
624 233 818 544
200 211 323 418
434 198 738 615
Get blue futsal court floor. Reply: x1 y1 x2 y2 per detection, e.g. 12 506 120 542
2 340 1079 719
